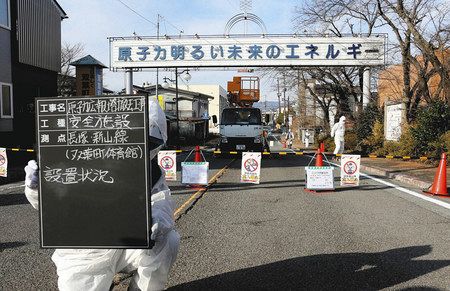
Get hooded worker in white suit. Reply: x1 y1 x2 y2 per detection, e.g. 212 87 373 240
24 100 180 291
330 116 346 155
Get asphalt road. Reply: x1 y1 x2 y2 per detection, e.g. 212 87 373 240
167 154 450 290
0 181 57 290
1 153 450 290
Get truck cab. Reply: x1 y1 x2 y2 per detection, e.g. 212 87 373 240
216 107 268 152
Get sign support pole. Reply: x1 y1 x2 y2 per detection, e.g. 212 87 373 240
125 68 133 94
175 67 180 146
363 67 371 108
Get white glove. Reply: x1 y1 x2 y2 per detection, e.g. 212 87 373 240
24 160 39 189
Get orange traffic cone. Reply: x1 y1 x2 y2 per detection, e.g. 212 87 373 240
191 146 205 190
320 142 325 153
315 148 324 167
194 145 202 162
423 153 448 196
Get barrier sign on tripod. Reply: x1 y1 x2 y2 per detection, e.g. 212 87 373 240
158 151 177 181
181 162 209 185
0 148 7 177
241 152 261 184
340 155 360 186
305 166 334 190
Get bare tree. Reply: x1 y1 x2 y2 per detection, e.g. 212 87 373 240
377 0 450 121
389 0 450 102
58 42 85 96
290 0 382 128
293 0 449 123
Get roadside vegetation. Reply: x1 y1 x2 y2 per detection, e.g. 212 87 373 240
349 100 450 158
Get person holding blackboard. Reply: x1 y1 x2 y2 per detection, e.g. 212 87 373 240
24 100 180 291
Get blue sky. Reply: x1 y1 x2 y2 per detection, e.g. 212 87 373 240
58 0 302 100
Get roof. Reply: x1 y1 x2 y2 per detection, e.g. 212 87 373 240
126 85 213 101
148 85 214 100
70 55 107 68
52 0 68 19
103 87 114 94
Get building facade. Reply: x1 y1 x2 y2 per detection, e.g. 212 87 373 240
178 84 228 133
127 84 212 143
0 0 66 147
378 50 450 107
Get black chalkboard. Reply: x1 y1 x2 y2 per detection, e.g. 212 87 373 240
35 95 151 248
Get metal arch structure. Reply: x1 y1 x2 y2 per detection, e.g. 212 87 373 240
224 13 268 36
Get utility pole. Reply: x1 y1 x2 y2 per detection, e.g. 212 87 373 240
277 78 281 116
283 74 288 131
264 95 267 112
155 14 160 101
287 93 290 131
175 68 179 143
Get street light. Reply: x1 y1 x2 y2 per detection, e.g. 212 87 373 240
161 68 191 145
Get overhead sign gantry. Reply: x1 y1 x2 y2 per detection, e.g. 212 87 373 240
108 34 386 69
108 11 387 106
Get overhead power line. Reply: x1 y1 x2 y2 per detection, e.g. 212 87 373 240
116 0 185 37
116 0 157 27
161 16 184 34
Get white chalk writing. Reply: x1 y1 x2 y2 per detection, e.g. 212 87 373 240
65 146 143 161
68 114 131 129
43 166 115 184
67 97 144 114
57 134 66 143
67 130 130 145
41 134 50 143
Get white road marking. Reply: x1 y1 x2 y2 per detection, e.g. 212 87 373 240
327 160 450 210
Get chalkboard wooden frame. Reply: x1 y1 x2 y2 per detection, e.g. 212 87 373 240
35 95 152 249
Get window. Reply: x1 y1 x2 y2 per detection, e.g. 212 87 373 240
165 102 175 111
0 0 10 29
221 108 262 125
0 83 13 118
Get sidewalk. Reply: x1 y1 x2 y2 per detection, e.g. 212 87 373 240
360 157 449 192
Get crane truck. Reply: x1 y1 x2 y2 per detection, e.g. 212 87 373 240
212 76 269 152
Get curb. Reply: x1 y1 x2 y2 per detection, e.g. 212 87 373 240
360 165 431 190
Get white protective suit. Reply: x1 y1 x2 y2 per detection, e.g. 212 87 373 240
24 100 180 291
304 130 311 148
286 130 294 149
331 116 346 155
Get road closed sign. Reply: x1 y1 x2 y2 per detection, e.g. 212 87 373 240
340 155 361 186
158 151 177 181
305 166 334 190
181 162 209 185
241 152 261 184
0 148 7 177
